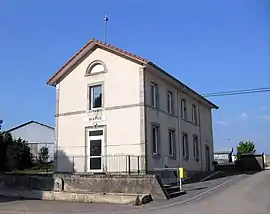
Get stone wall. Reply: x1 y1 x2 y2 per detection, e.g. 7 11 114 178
0 173 168 200
236 154 265 171
54 173 168 200
0 174 54 190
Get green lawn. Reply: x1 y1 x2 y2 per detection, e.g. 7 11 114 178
6 164 54 175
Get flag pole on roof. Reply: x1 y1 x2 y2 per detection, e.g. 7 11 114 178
104 13 108 43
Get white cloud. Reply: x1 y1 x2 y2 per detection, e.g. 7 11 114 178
239 112 249 120
259 106 268 111
215 120 229 127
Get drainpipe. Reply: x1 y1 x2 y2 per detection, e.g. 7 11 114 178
141 65 148 174
178 87 186 167
198 104 203 171
55 84 60 173
177 91 180 166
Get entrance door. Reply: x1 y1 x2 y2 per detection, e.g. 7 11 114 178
205 145 210 171
88 129 104 172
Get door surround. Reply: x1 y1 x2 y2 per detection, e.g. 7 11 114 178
85 125 106 172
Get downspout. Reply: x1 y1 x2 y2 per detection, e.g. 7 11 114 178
198 104 203 171
209 110 214 170
176 91 181 166
55 84 60 173
178 87 186 167
141 66 148 173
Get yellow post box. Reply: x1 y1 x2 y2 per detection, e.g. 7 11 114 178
179 167 185 179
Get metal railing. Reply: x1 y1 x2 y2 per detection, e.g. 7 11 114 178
56 154 146 175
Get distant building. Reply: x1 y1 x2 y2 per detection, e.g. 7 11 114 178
214 148 234 164
6 120 55 161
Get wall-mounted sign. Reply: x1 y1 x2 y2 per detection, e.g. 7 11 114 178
84 115 106 123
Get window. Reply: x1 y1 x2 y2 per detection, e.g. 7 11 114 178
167 91 173 114
168 129 175 157
181 99 187 120
182 133 189 160
89 84 102 109
192 104 197 124
151 82 158 108
193 135 199 161
151 124 160 155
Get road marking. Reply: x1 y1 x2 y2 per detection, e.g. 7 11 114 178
122 174 243 213
199 171 221 182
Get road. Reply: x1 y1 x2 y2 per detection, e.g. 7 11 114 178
135 170 270 214
0 170 269 214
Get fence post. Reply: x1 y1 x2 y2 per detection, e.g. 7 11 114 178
137 156 140 175
128 155 131 175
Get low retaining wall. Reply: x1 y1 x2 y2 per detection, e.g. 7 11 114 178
236 154 265 171
55 173 168 200
0 174 54 190
0 173 168 202
0 189 152 204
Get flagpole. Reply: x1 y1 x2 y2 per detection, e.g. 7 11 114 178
104 13 108 43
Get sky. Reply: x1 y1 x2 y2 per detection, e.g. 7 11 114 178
0 0 269 153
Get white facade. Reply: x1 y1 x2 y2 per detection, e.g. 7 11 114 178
47 40 218 173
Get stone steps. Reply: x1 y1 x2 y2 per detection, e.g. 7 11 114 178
164 184 185 199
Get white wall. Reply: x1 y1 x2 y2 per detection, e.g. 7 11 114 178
144 69 179 171
56 48 143 172
144 67 215 172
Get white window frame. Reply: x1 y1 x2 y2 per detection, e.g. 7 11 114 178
167 91 173 114
168 129 175 157
89 84 103 110
87 127 105 173
182 133 189 160
181 99 187 120
192 104 197 124
151 82 158 108
193 135 199 161
151 125 159 155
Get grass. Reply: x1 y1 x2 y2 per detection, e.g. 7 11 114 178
6 164 54 175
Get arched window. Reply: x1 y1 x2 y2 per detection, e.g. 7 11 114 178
86 60 107 76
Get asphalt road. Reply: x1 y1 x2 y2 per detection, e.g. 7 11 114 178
0 171 269 214
135 170 270 214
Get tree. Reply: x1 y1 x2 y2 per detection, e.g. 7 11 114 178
37 146 49 164
0 132 33 171
236 140 256 157
0 132 13 171
6 138 33 171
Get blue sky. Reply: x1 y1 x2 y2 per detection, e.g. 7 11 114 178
0 0 269 153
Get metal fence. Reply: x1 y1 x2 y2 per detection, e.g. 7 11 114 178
28 142 54 162
56 154 146 175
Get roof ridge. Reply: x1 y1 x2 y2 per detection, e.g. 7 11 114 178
47 38 149 84
6 120 54 132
